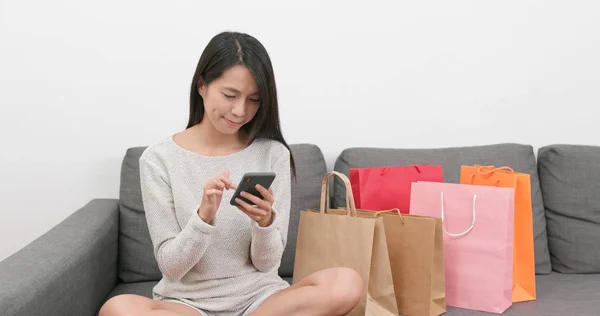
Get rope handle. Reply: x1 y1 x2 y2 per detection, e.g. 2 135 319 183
469 173 502 186
476 165 514 175
441 192 476 237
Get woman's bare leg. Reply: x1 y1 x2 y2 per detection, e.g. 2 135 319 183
250 267 364 316
99 294 202 316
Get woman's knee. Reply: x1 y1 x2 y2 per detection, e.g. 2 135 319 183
99 295 122 316
326 267 364 314
98 294 148 316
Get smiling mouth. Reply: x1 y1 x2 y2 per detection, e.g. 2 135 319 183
224 118 243 126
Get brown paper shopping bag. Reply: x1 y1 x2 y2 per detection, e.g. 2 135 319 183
292 171 399 316
327 208 446 316
377 210 446 316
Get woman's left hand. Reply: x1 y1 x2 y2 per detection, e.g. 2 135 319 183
235 184 274 227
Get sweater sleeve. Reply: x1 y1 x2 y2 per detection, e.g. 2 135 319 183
139 154 216 281
249 147 292 272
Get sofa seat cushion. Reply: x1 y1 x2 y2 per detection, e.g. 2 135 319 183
538 145 600 273
446 272 600 315
102 274 598 316
333 143 551 274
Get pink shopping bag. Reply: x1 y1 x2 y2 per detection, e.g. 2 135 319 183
409 181 514 314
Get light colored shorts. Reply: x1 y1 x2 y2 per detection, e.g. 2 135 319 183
160 287 285 316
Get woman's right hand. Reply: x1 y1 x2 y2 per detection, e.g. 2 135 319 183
197 170 236 223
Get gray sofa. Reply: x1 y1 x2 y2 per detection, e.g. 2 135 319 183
1 143 599 316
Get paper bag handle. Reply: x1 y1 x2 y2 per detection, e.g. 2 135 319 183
380 165 422 175
469 173 501 186
475 165 514 175
440 192 476 237
319 171 357 216
323 172 357 215
368 208 405 224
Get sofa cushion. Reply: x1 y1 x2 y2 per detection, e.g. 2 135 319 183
101 274 600 316
119 147 161 283
280 144 327 277
333 143 551 274
117 143 326 283
445 272 600 315
538 145 600 273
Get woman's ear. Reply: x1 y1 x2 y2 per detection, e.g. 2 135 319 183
197 77 206 97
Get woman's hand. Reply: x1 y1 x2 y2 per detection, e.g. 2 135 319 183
197 170 236 223
235 184 274 227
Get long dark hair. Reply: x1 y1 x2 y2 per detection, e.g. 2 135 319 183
187 31 296 177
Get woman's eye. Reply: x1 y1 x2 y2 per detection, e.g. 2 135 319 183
223 93 235 99
250 98 261 103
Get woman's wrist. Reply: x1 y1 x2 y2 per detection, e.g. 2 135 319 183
197 207 213 224
257 212 274 227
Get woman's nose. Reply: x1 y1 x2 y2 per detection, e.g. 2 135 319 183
231 101 246 116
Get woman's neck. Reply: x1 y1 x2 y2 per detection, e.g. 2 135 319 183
186 120 249 155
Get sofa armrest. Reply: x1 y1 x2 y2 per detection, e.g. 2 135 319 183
0 199 119 316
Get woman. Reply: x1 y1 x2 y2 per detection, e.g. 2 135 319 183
99 31 363 316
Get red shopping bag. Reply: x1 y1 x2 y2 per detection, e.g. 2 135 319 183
349 164 443 213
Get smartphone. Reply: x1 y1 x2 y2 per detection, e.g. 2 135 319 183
230 172 276 206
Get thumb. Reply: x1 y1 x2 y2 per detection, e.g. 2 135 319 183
222 169 230 178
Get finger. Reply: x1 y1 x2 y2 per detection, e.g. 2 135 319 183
238 206 265 222
235 198 268 216
236 198 265 215
212 179 226 190
255 185 273 203
238 207 262 222
240 191 270 210
222 169 230 178
218 175 234 189
206 189 223 196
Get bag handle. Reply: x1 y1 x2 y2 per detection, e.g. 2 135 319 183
469 173 502 186
468 165 512 186
475 165 514 175
323 172 357 215
440 192 476 237
323 174 342 214
319 171 358 216
367 208 405 224
379 165 422 176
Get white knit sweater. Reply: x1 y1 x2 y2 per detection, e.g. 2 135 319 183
139 136 291 313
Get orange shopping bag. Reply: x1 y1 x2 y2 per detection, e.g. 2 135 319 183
460 165 536 302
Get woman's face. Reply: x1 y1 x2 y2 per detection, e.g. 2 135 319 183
198 64 261 135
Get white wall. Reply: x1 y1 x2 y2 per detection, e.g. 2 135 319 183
1 0 599 261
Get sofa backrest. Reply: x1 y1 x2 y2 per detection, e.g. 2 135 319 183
118 147 159 282
332 143 552 274
538 145 600 274
117 143 327 283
